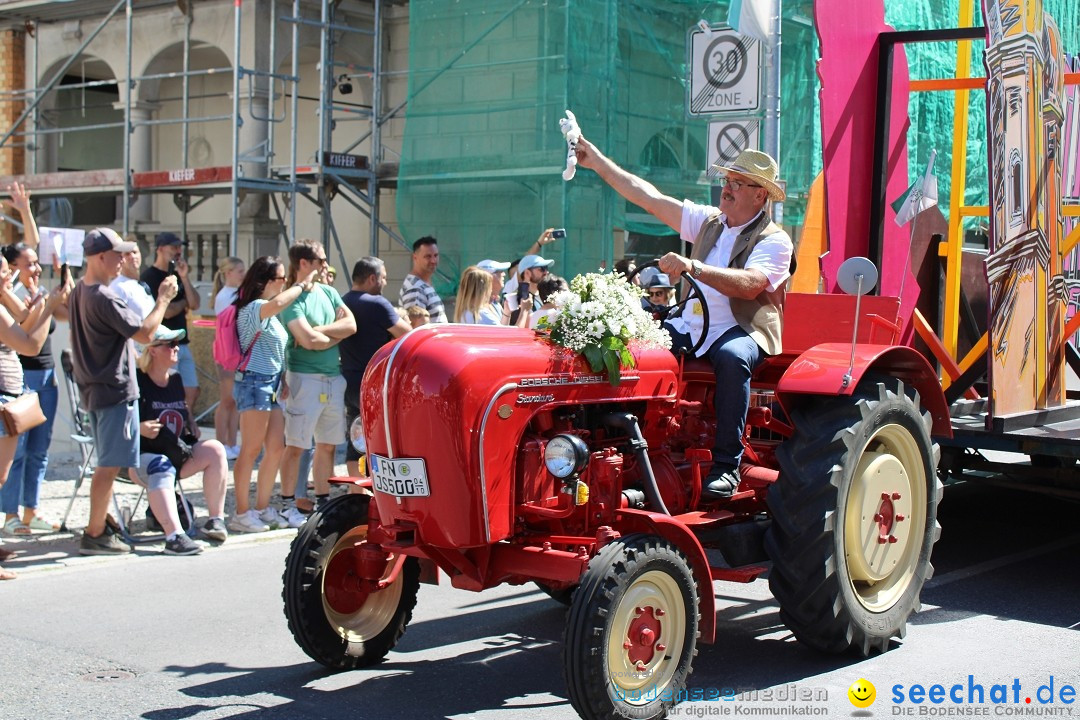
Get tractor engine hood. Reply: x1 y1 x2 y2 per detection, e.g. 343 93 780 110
361 324 679 549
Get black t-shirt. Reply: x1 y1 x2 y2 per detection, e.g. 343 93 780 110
339 290 398 384
19 316 55 371
140 265 189 342
137 370 192 440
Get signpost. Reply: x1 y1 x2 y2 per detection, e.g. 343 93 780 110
708 118 761 168
688 27 762 116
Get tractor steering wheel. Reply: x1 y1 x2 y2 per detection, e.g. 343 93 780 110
627 259 711 357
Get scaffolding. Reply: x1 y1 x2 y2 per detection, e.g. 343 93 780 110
0 0 401 281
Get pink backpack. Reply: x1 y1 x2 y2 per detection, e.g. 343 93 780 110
213 304 260 372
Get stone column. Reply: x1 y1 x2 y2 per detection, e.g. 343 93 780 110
236 89 269 219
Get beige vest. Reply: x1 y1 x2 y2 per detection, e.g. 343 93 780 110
689 211 789 356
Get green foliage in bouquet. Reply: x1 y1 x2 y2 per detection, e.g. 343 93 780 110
539 271 671 385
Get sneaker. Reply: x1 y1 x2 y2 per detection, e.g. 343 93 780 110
258 506 287 530
225 445 240 461
163 533 203 556
79 524 132 556
201 517 228 543
227 509 270 533
281 505 307 529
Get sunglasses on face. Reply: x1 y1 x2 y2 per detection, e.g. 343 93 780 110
155 341 180 349
718 177 763 192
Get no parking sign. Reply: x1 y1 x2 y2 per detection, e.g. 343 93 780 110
707 118 761 169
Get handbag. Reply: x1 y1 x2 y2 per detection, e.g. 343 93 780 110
0 392 46 436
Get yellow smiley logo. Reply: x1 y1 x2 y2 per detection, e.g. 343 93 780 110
848 679 876 708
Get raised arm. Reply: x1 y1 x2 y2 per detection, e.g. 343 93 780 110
132 275 178 344
574 136 683 233
8 182 39 248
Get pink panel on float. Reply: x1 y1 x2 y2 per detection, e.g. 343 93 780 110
815 0 919 339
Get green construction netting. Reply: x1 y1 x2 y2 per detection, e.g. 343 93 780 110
397 0 1079 296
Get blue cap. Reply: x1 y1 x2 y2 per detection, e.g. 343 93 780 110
155 232 183 248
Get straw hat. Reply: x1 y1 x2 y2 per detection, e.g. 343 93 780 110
711 149 786 202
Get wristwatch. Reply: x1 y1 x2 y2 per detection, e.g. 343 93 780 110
690 259 704 279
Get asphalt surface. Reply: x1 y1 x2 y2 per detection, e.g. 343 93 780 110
0 481 1078 720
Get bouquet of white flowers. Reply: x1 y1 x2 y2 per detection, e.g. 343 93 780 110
539 271 672 385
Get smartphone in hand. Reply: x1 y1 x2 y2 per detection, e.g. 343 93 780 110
168 259 177 274
60 263 71 287
551 228 566 239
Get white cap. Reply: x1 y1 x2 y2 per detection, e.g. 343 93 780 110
477 259 511 273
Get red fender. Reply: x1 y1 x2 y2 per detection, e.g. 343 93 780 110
614 509 717 645
775 343 951 437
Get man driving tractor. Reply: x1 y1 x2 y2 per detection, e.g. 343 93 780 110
574 138 793 499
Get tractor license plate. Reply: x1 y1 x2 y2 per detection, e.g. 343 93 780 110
370 455 430 497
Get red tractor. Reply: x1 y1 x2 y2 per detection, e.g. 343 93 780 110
282 258 951 720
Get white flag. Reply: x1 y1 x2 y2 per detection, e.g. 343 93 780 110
726 0 771 44
891 150 939 226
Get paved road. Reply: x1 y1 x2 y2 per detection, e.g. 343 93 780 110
1 482 1078 720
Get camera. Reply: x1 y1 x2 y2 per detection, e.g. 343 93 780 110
551 228 566 239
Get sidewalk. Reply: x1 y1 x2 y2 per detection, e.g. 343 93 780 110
0 449 353 578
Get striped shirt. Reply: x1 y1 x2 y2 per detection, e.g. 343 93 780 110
237 300 289 376
399 274 447 323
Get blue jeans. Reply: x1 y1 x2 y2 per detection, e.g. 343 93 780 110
2 368 59 513
704 326 765 468
666 324 764 469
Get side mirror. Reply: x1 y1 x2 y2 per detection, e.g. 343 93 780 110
836 256 879 296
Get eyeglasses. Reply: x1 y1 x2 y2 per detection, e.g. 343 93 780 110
648 289 669 297
718 177 762 192
273 274 286 281
155 341 180 349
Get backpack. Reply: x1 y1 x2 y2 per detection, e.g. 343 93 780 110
213 304 260 372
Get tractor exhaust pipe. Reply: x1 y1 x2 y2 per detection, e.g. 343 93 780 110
603 412 671 516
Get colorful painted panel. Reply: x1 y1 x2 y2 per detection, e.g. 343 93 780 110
983 0 1067 415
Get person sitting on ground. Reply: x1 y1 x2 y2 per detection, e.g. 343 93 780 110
530 274 569 329
136 328 229 554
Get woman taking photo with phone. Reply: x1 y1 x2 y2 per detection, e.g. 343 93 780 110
0 243 68 538
0 253 70 579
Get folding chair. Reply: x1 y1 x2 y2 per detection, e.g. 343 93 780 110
58 349 193 543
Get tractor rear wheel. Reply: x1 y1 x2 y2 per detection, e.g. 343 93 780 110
282 494 420 669
765 378 942 655
563 535 699 720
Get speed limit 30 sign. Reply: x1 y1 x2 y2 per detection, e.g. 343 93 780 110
688 27 762 116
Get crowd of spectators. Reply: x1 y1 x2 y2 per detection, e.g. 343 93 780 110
0 181 637 577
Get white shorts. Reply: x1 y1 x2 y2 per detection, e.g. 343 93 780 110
283 371 346 449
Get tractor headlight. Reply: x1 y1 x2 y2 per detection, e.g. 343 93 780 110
544 434 590 479
349 416 366 454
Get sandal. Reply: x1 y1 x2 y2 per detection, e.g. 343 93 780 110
0 565 16 580
25 515 60 532
2 517 31 536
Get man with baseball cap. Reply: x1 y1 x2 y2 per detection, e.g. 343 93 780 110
140 232 201 414
575 137 793 501
69 228 179 554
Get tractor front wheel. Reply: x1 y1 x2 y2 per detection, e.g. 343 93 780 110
282 494 420 669
765 378 942 655
564 535 699 720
